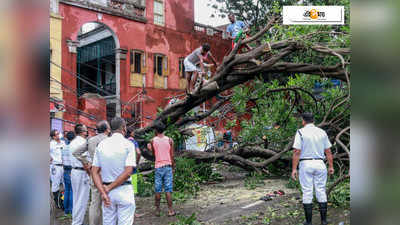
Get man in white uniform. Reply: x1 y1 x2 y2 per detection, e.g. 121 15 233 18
92 117 136 225
291 113 334 225
73 120 111 225
70 124 90 225
50 129 65 209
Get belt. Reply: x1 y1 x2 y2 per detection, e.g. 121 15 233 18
72 167 85 171
157 165 171 169
102 181 131 186
53 164 63 166
63 166 72 170
300 158 324 161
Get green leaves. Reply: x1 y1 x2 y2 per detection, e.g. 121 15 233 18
230 73 349 155
329 179 350 207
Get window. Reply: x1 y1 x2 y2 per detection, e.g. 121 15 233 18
154 54 164 76
134 52 142 73
153 0 164 26
153 54 168 89
179 58 185 78
130 50 146 74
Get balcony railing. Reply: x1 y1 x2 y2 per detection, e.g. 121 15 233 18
108 0 146 17
60 0 147 22
194 22 228 39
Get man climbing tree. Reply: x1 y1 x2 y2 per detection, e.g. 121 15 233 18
134 12 350 175
184 43 218 95
226 13 252 51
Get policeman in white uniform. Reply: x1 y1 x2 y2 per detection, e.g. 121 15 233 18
92 117 136 225
70 124 90 225
50 129 65 209
291 113 334 225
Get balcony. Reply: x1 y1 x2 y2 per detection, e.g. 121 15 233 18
60 0 147 23
194 22 228 40
108 0 146 17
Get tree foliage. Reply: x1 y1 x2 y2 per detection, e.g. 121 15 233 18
136 0 350 182
208 0 350 29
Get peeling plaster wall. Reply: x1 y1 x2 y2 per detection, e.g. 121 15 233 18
60 0 230 127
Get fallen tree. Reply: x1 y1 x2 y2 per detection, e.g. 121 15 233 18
133 16 350 175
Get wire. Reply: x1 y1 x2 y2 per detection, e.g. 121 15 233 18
50 115 97 131
50 76 107 114
50 42 117 65
51 47 118 77
77 62 116 81
51 61 110 94
50 60 131 106
49 95 99 121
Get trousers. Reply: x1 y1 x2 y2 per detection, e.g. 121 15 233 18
89 179 102 225
50 164 64 192
102 184 135 225
71 169 90 225
63 168 73 214
299 160 328 204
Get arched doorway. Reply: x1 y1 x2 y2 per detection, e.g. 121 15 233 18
76 22 121 119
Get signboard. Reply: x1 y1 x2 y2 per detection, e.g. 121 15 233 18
185 124 216 151
51 118 63 134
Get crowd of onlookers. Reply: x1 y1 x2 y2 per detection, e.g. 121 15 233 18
50 118 176 225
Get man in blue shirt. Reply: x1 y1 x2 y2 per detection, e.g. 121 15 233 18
226 13 251 51
62 131 76 215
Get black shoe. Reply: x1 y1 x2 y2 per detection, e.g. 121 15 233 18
319 202 328 225
303 203 313 225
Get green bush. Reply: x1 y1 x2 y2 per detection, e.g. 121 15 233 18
137 173 154 197
137 157 220 201
329 179 350 207
173 158 203 196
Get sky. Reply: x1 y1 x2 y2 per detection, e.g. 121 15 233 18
194 0 229 27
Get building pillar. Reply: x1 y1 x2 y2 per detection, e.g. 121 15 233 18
65 39 80 122
114 48 127 117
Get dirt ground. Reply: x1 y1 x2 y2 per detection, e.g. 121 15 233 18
55 170 350 225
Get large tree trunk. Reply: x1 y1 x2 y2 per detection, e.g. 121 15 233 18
133 16 350 172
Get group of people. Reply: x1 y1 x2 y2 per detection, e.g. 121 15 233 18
50 115 335 225
183 13 255 96
49 118 176 225
50 12 335 225
185 14 333 225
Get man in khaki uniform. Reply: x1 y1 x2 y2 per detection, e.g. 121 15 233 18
73 120 111 225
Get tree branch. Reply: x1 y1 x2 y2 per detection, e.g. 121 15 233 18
176 98 229 127
335 126 350 156
242 16 280 45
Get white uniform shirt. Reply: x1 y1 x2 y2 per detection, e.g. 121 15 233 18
293 123 332 159
61 144 73 166
92 133 136 183
50 140 65 164
70 136 89 168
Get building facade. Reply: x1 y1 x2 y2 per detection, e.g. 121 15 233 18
54 0 231 131
50 0 69 132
